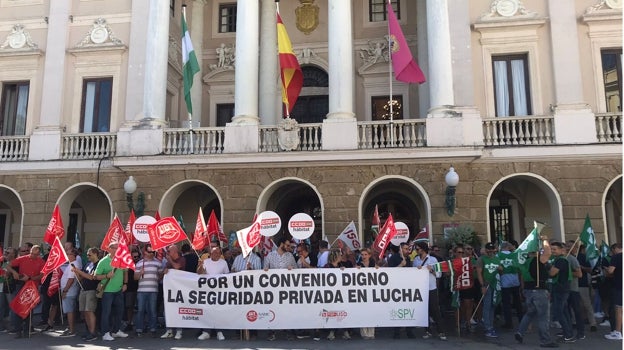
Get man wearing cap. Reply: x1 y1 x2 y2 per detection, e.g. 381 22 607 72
476 242 502 338
94 242 129 341
413 242 446 341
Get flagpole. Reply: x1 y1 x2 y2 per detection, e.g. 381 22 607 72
566 236 580 258
182 5 195 154
387 0 394 145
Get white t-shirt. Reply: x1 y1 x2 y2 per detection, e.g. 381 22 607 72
202 258 230 276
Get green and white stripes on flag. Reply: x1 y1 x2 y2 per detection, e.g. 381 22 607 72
181 9 200 115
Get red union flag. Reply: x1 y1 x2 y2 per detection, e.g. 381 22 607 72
125 210 137 246
47 268 62 297
147 217 187 250
206 210 227 245
43 205 65 245
237 220 262 258
191 207 207 251
41 238 68 281
433 257 474 291
111 241 135 270
10 280 40 319
259 235 276 258
372 213 398 260
101 214 127 250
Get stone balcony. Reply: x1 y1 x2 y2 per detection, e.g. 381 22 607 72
0 113 621 162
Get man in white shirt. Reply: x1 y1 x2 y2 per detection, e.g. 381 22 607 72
197 247 229 341
413 242 446 341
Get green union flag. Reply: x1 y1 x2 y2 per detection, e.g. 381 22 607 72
580 214 598 262
511 221 542 279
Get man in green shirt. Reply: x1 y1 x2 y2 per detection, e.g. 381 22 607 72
477 242 502 338
94 242 128 341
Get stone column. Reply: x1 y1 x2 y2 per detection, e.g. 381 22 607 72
322 0 357 150
547 0 596 144
117 1 169 156
259 0 278 125
425 0 454 110
29 1 71 160
416 0 430 117
123 0 149 124
225 0 259 153
190 0 205 127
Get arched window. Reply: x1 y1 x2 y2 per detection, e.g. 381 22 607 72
289 66 328 124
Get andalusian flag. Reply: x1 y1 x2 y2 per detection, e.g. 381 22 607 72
182 7 200 115
276 11 303 116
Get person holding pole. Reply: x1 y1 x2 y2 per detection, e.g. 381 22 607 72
71 247 100 341
6 245 44 338
59 249 80 337
94 242 129 341
476 242 502 338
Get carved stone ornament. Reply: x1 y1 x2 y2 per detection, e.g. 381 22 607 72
295 0 319 35
586 0 623 13
0 24 38 50
75 18 123 47
359 38 389 71
480 0 537 20
209 43 235 71
277 117 301 151
168 35 182 72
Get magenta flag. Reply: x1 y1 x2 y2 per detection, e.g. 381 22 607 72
387 2 425 84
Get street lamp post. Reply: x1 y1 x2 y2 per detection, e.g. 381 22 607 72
124 176 145 217
444 166 459 216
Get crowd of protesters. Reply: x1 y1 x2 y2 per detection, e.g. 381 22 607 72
0 235 620 345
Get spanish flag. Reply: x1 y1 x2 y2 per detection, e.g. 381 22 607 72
277 12 303 116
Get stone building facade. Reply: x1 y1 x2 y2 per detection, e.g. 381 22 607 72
0 0 621 251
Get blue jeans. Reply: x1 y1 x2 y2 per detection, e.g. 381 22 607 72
101 291 124 334
482 286 495 331
552 290 573 338
135 292 158 333
518 289 553 345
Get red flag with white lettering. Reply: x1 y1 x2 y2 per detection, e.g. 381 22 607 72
206 210 228 245
372 213 398 260
43 205 65 245
147 217 188 251
191 207 207 251
41 238 68 281
101 215 127 250
10 280 40 319
236 218 262 258
111 241 135 270
47 268 62 297
335 221 361 251
125 210 137 246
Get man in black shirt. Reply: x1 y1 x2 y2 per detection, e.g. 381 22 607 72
604 243 622 340
515 238 558 348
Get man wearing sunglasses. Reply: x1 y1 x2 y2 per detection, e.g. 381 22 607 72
134 244 163 338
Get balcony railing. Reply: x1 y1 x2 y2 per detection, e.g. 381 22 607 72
482 116 555 146
596 112 622 143
259 123 322 152
61 133 116 160
163 128 225 155
358 119 427 149
0 136 29 162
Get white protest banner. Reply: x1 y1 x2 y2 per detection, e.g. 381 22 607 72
163 267 429 329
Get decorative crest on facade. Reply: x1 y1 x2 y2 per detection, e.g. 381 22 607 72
0 24 38 50
585 0 623 14
480 0 538 21
277 117 301 151
358 38 389 71
296 47 318 64
295 0 319 35
209 43 235 71
75 18 123 48
168 35 182 72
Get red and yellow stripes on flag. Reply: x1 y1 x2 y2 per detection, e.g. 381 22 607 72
276 12 303 116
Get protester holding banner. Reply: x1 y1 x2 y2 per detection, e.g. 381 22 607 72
134 244 163 338
6 244 44 338
324 248 351 341
413 241 447 341
197 246 229 341
161 245 186 340
317 240 329 269
356 247 377 340
71 247 100 341
94 242 129 341
264 237 297 341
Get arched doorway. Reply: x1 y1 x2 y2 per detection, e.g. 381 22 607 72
289 65 328 123
57 184 113 249
603 176 622 244
258 178 323 251
488 174 564 243
0 186 23 247
360 176 430 247
160 181 222 236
